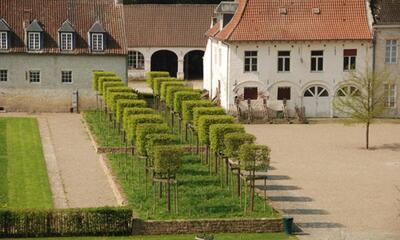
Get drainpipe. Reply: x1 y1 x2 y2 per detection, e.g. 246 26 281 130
210 41 213 98
224 42 230 110
372 28 376 74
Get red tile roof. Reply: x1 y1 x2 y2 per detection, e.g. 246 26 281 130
123 4 216 48
212 0 372 42
373 0 400 25
0 0 127 55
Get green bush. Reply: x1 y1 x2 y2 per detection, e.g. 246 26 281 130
136 123 170 156
153 145 184 176
98 77 122 95
126 114 164 141
166 86 193 108
197 115 235 145
209 124 245 153
107 92 138 112
92 71 115 91
105 87 135 104
239 144 271 171
123 107 156 131
160 81 185 101
192 107 226 128
224 132 256 159
173 91 202 114
182 100 214 125
146 71 170 88
116 99 147 123
102 82 125 97
145 134 179 163
153 77 178 95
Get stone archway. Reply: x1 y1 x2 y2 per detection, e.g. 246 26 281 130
184 50 204 80
151 50 178 77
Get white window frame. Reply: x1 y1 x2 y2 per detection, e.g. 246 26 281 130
0 69 7 82
60 32 73 51
127 51 145 69
384 84 397 108
311 50 324 72
0 32 8 49
91 33 104 52
61 70 73 84
28 32 41 50
385 40 397 64
29 70 41 83
343 49 357 71
278 51 291 72
244 51 258 72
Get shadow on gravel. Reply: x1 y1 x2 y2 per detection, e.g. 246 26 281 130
256 184 301 191
281 208 329 215
370 143 400 151
296 222 344 228
267 175 291 180
268 196 313 202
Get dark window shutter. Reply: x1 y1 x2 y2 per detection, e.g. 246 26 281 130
244 87 258 100
40 32 44 49
102 33 107 50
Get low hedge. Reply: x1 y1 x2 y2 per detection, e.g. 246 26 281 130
0 207 132 238
224 132 256 159
173 91 202 114
239 144 271 171
116 99 147 123
136 123 170 156
107 92 138 112
209 124 245 153
92 71 115 91
153 145 184 176
153 77 178 96
197 115 235 145
105 87 135 104
126 114 164 141
165 86 193 108
145 134 179 163
146 71 170 88
160 81 185 101
181 100 214 125
123 107 156 131
192 107 226 128
98 77 122 95
102 82 125 97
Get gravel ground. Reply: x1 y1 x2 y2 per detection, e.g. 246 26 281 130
246 123 400 240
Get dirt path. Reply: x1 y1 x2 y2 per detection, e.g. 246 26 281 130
246 123 400 240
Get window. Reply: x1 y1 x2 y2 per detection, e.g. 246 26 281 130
277 87 291 100
0 32 7 49
28 32 41 50
61 71 72 84
243 87 258 100
128 51 144 69
385 40 397 64
278 51 290 72
0 70 7 82
343 49 357 71
311 50 324 72
384 84 396 108
244 51 257 72
91 33 104 51
29 70 40 83
60 33 73 51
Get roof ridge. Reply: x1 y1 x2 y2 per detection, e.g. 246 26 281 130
225 0 248 41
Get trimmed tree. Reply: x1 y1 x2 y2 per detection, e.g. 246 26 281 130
126 114 164 142
136 123 170 156
192 107 226 128
123 107 156 131
160 81 185 101
146 71 170 88
98 77 122 95
116 99 147 123
173 91 202 114
224 132 256 159
146 134 180 164
165 86 194 108
182 100 214 125
92 71 115 91
210 124 245 153
105 87 136 106
102 82 125 97
107 92 138 112
153 77 178 95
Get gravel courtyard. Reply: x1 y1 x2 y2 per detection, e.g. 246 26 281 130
246 123 400 240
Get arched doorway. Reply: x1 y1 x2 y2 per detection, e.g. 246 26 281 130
184 50 204 80
303 85 330 117
333 85 361 117
151 50 178 77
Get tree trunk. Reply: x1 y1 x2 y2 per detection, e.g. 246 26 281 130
167 177 171 212
366 122 370 149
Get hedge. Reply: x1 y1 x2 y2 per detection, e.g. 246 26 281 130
0 207 132 238
145 134 179 164
107 92 138 112
197 115 235 145
136 123 170 156
173 91 202 114
116 99 147 123
192 107 226 128
105 87 135 104
181 100 214 125
239 144 271 171
165 86 193 108
160 81 185 101
209 124 245 153
123 107 156 131
92 71 115 91
98 77 122 95
146 71 170 88
153 145 184 176
224 132 256 159
126 114 164 141
102 82 125 98
153 77 178 96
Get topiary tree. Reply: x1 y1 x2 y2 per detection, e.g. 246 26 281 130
145 134 179 164
136 123 170 156
107 92 138 112
98 77 122 95
153 77 178 95
192 107 226 128
126 114 164 142
123 108 156 131
173 91 202 114
209 124 245 153
116 99 147 123
160 81 185 102
105 87 135 106
146 71 170 88
197 115 235 146
182 100 214 125
92 71 115 91
165 86 194 108
102 82 125 97
224 132 256 159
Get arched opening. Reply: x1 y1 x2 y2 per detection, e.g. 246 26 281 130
302 85 330 117
151 50 178 77
184 50 204 80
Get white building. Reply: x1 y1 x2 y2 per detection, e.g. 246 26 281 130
204 0 374 118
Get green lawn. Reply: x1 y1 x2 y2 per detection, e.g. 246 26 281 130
0 117 52 209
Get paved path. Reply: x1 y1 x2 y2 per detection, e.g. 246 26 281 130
246 123 400 240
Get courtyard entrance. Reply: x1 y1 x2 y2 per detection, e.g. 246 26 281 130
184 50 204 80
151 50 178 77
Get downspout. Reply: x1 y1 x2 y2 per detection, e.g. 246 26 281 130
372 29 376 74
210 41 213 98
225 42 230 110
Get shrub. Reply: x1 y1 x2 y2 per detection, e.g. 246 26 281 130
123 107 155 131
224 132 256 159
136 123 170 156
153 145 184 175
197 115 235 145
92 71 115 91
98 77 122 95
116 99 147 123
102 81 125 97
165 86 193 108
192 107 226 128
105 87 135 104
146 71 170 88
160 81 185 101
126 114 164 141
153 77 178 95
209 124 245 153
182 100 214 125
173 91 202 114
239 144 271 171
145 134 179 163
107 92 138 112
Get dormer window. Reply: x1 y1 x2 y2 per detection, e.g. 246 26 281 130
58 20 76 51
88 21 106 52
28 32 41 50
26 19 43 51
0 18 11 50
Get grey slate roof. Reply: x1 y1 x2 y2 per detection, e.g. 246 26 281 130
58 20 75 32
26 19 43 32
0 18 10 31
89 21 105 33
373 0 400 25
